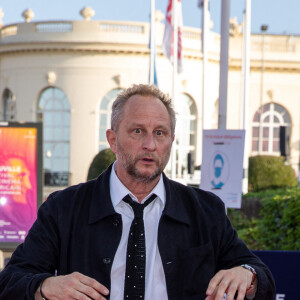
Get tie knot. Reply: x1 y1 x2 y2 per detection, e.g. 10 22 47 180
123 194 157 218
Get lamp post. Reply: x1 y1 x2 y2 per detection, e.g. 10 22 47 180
258 24 268 154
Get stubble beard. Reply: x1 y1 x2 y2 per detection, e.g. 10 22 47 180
117 143 169 184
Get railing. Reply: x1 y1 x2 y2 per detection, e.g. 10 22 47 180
251 34 298 53
183 29 201 40
36 22 73 33
99 22 145 34
0 25 18 38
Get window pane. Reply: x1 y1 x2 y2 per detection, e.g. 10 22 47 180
101 97 109 110
273 140 279 152
190 134 195 146
100 129 106 142
44 128 52 141
99 144 106 151
263 140 268 151
252 127 259 138
100 114 107 127
190 120 195 131
273 115 280 123
263 127 269 138
54 128 62 140
283 113 291 124
252 140 258 151
253 111 260 122
64 114 70 127
263 103 270 113
273 127 279 138
43 113 52 126
274 103 283 114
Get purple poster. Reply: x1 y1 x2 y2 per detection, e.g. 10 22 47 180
0 126 38 243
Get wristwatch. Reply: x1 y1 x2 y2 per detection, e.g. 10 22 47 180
241 264 257 291
39 280 49 300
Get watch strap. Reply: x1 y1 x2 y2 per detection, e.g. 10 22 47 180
241 264 257 291
39 280 49 300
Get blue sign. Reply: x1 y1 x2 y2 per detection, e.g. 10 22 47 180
253 250 300 300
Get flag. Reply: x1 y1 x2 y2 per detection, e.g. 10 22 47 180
162 0 183 73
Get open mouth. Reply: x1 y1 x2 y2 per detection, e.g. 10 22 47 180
143 158 154 162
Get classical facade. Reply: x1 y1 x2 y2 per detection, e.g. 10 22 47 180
1 8 300 195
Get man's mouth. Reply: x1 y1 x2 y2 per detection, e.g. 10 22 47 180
142 158 154 162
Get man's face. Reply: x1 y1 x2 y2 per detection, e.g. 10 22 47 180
108 95 174 184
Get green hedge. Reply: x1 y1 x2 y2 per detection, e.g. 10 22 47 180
87 148 116 180
248 155 297 192
228 188 300 250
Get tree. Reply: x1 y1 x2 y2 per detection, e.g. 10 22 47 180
87 148 116 180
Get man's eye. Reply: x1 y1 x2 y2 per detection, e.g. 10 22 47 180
134 128 142 134
156 130 163 136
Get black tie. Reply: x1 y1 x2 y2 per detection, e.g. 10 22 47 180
123 193 157 300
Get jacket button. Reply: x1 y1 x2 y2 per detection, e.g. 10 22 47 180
103 258 111 264
112 219 120 227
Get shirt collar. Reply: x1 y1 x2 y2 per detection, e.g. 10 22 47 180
110 162 166 208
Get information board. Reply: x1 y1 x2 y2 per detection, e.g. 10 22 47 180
200 129 245 208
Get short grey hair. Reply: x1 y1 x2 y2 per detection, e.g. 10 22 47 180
111 84 176 135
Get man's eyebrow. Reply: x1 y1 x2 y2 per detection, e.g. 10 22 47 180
128 122 170 132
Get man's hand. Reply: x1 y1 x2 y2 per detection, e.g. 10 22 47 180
35 272 109 300
205 266 257 300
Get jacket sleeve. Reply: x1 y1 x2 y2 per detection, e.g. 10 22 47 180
214 196 276 300
0 193 60 300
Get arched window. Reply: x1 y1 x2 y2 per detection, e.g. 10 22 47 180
174 94 197 177
37 87 71 186
2 89 16 121
252 103 291 154
99 88 124 151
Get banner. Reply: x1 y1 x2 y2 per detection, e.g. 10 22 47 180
0 123 42 245
200 129 245 208
253 250 300 300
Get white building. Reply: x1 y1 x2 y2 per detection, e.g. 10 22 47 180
1 8 300 196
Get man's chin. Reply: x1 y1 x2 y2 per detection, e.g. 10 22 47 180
129 167 162 183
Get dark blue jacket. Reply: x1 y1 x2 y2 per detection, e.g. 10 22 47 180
0 165 275 299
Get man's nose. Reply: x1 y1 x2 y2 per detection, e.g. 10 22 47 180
142 134 156 151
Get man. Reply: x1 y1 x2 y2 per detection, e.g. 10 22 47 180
0 84 275 300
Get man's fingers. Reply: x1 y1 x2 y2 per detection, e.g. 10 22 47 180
41 272 109 300
206 270 225 296
236 283 248 300
75 272 109 296
205 267 252 300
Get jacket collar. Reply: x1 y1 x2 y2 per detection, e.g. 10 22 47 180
88 164 191 226
162 173 191 226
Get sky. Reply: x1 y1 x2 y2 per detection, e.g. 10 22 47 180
0 0 299 36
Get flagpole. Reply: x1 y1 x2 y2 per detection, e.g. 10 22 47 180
201 0 209 131
241 0 251 194
218 0 230 129
149 0 155 84
171 0 178 179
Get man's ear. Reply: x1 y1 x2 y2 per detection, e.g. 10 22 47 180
106 129 117 154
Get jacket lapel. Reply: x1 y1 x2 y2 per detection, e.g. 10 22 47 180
88 164 117 224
